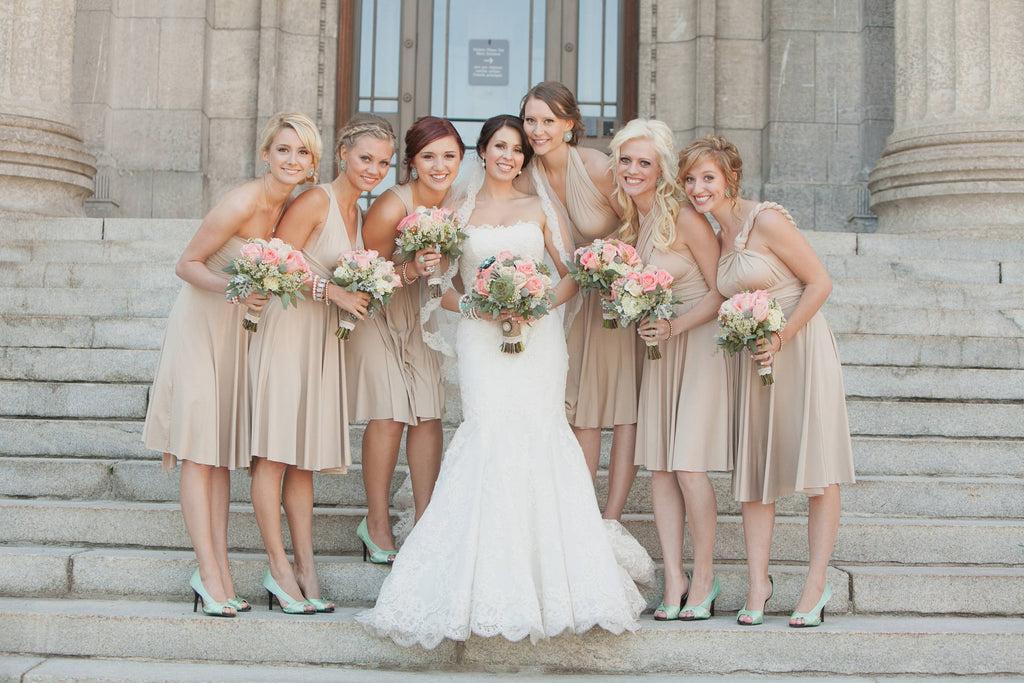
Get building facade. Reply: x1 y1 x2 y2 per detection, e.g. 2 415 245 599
1 1 1021 233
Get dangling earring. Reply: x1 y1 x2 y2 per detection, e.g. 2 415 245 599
656 176 664 186
307 168 314 179
410 168 419 181
339 159 347 171
562 130 573 143
480 157 486 168
263 162 269 173
725 188 733 198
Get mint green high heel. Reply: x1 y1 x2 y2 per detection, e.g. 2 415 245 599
679 575 721 621
189 569 236 618
306 598 335 613
227 597 251 612
653 571 690 621
357 517 396 564
737 575 774 626
262 570 315 615
789 584 832 628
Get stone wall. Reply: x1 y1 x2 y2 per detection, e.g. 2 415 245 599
640 0 894 231
72 0 338 220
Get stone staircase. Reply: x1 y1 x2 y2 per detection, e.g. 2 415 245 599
1 217 1023 678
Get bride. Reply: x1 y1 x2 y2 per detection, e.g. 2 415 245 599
356 115 645 648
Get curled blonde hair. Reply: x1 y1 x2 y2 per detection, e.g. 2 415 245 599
678 135 743 208
259 112 323 185
609 118 681 249
336 113 397 167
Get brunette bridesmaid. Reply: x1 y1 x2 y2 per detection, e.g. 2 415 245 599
680 135 855 627
143 113 320 616
520 82 640 522
348 116 465 562
611 120 731 621
248 115 395 613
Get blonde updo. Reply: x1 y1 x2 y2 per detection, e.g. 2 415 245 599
336 113 397 168
678 135 743 206
259 112 322 185
608 118 681 249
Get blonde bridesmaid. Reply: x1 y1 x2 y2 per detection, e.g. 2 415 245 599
610 120 731 621
680 135 855 627
143 113 319 617
349 117 465 561
248 115 395 613
520 81 640 522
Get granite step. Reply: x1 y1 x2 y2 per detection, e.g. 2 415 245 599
826 279 1024 310
2 418 1020 477
0 314 166 349
0 598 1021 676
821 303 1023 338
0 287 179 317
0 218 198 243
0 261 182 289
2 545 1022 617
0 381 149 419
0 239 185 265
821 254 1000 284
0 348 159 383
3 457 1021 520
835 333 1024 369
0 499 1020 565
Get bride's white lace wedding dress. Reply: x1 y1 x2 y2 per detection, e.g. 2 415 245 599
355 220 645 649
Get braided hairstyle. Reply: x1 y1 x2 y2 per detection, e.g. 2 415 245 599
336 114 397 171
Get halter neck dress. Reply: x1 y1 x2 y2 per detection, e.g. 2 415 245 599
533 146 641 428
716 202 855 503
248 183 357 472
345 183 445 425
633 209 733 472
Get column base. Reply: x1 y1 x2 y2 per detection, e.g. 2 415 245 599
0 114 97 217
868 122 1024 233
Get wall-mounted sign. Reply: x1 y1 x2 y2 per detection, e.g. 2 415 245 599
469 39 509 86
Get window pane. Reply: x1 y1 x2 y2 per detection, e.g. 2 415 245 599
373 0 401 99
603 0 618 105
576 0 604 104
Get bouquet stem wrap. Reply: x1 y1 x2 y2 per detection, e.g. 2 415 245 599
242 308 261 332
644 339 662 360
427 275 443 299
501 319 524 353
336 312 359 340
758 360 774 385
601 308 619 329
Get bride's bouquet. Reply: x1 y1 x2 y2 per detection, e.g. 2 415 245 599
329 249 402 340
395 206 467 297
567 238 643 328
466 251 554 354
607 266 678 360
224 238 311 332
716 289 787 386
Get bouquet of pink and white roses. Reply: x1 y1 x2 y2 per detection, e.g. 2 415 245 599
465 251 554 354
329 249 402 340
568 238 643 328
716 289 787 386
607 266 679 360
395 206 467 297
224 238 311 332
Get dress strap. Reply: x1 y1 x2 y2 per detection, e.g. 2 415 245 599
735 201 796 249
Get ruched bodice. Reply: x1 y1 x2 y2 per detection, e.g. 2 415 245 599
205 235 246 277
636 213 709 314
534 147 619 247
717 202 805 314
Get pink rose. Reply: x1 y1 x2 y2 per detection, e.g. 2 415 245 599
497 250 514 263
478 265 494 280
284 250 307 273
261 247 280 265
619 243 641 265
397 213 419 232
240 242 262 260
516 261 536 276
391 274 403 288
354 252 373 270
474 278 490 296
751 299 769 322
579 250 599 270
639 271 659 292
657 269 674 289
601 242 619 264
523 276 545 296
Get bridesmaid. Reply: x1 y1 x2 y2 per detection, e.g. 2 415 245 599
248 114 395 613
350 116 465 561
611 120 730 621
142 113 320 617
680 135 855 627
520 81 639 522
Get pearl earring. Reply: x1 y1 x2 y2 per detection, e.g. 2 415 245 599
339 160 346 171
410 168 419 181
563 130 573 143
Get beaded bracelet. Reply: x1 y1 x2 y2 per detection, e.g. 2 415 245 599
228 295 240 305
667 319 675 340
458 293 479 320
773 330 785 351
401 261 419 285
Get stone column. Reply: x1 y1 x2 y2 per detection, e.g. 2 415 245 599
0 0 96 216
868 0 1024 233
